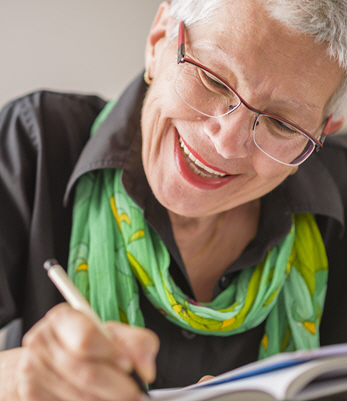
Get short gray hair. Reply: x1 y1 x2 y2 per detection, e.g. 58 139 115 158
169 0 347 118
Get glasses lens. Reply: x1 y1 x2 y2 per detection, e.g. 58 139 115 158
253 115 315 165
175 62 240 117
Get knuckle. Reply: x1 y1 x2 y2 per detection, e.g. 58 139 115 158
24 329 45 349
72 321 100 355
46 302 68 316
46 302 71 324
47 304 101 357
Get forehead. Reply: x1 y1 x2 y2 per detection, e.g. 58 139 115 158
186 0 343 123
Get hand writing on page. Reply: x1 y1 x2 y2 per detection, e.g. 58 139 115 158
16 303 159 401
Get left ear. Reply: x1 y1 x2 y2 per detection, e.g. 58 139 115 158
325 115 345 135
144 1 172 80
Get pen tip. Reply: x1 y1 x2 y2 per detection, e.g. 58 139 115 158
44 258 59 271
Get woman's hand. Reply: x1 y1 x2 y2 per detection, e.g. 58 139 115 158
197 375 214 384
12 303 159 401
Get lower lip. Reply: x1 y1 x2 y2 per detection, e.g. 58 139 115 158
174 134 237 190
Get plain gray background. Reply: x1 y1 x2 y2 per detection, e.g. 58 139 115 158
0 0 346 130
0 0 162 108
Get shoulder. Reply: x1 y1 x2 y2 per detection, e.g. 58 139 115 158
316 132 347 205
317 132 347 170
1 90 106 116
1 90 106 140
323 132 347 150
0 90 107 160
0 90 107 204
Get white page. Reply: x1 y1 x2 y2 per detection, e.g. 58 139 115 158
188 343 347 389
150 356 347 401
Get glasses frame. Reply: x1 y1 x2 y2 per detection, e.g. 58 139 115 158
176 21 333 166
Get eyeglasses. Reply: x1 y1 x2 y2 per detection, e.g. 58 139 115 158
175 21 333 166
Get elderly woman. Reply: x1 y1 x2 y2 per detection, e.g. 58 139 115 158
1 0 347 399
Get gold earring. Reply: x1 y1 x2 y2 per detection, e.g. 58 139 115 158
144 70 153 85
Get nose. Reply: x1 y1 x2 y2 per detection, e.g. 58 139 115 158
203 106 253 159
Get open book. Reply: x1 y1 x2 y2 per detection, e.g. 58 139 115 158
149 343 347 401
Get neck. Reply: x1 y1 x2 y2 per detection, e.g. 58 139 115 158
175 200 260 302
169 200 261 272
169 212 225 258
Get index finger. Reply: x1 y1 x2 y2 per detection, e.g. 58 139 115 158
24 303 134 372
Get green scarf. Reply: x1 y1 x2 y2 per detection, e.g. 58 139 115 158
68 104 328 359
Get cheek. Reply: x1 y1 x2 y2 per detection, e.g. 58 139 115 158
141 77 198 163
251 155 295 184
141 98 177 182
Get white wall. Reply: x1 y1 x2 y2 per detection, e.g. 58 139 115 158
0 0 162 108
0 0 346 131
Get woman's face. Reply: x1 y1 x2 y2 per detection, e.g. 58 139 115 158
141 0 344 218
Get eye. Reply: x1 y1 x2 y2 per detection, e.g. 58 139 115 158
265 117 300 138
199 69 229 92
275 120 297 133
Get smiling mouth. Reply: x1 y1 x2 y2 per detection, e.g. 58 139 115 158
178 137 228 178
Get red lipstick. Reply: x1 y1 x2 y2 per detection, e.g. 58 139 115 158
174 134 237 190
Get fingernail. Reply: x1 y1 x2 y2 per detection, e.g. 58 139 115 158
139 354 156 383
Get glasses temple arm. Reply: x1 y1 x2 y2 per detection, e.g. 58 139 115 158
316 115 333 151
177 21 185 64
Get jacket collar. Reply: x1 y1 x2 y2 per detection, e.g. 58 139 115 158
282 152 344 227
64 73 148 207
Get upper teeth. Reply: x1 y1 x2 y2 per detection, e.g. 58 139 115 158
179 137 226 177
